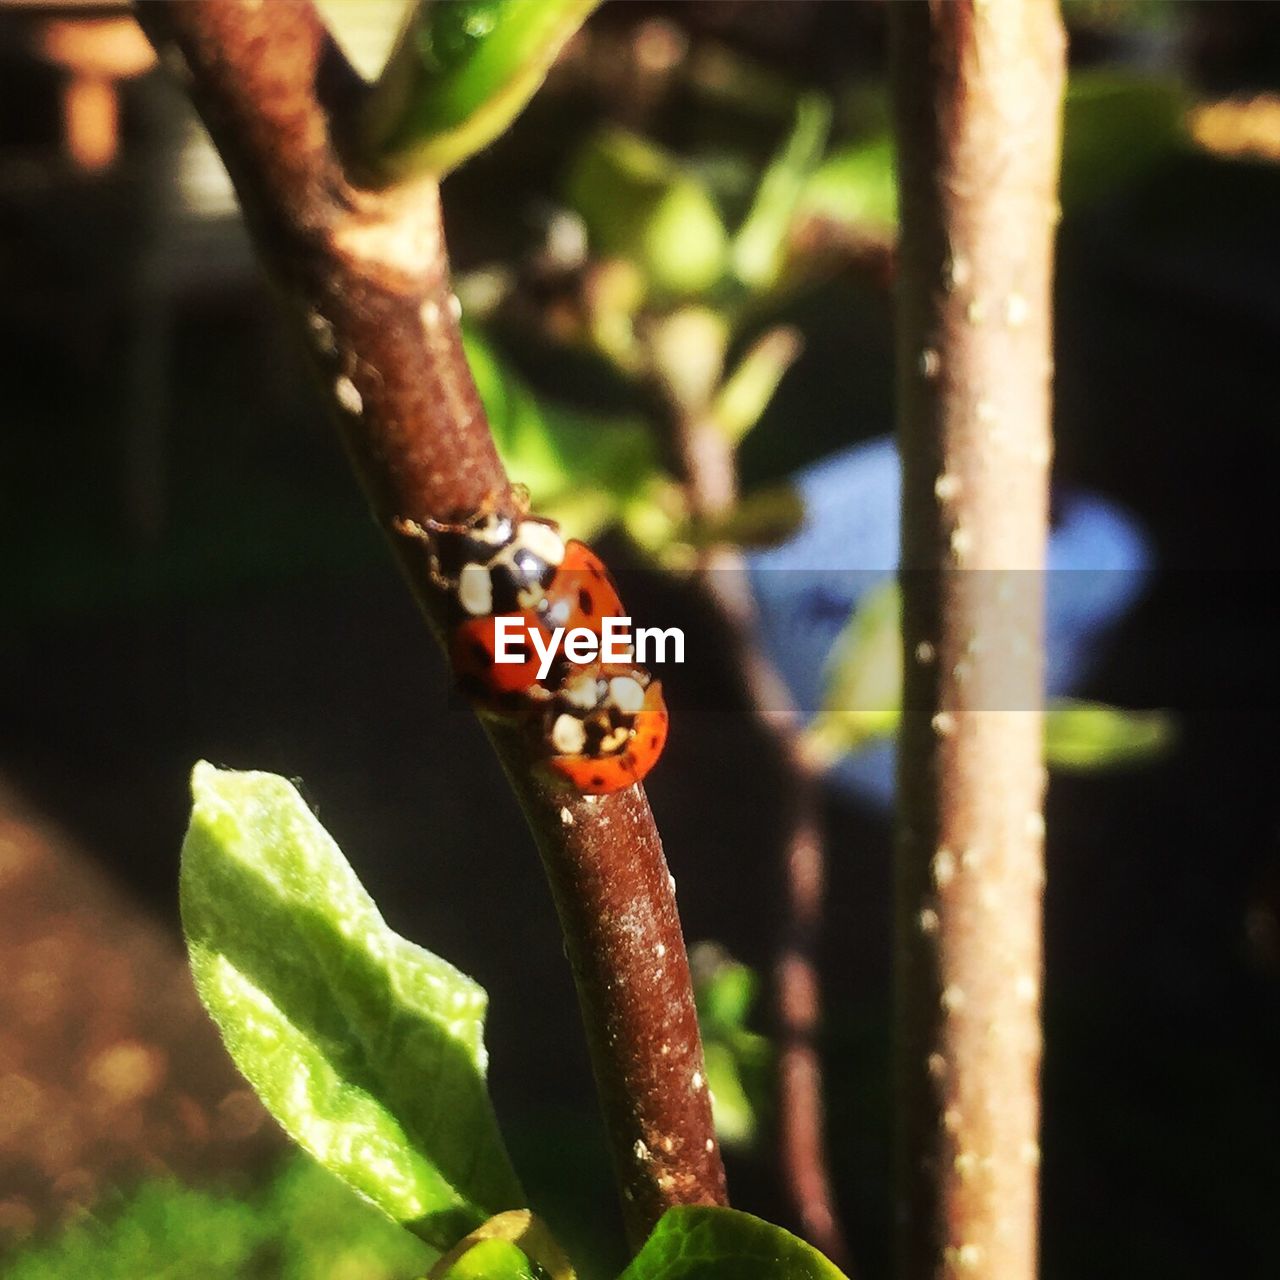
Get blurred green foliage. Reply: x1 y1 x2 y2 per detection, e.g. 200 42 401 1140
691 947 771 1149
3 1158 430 1280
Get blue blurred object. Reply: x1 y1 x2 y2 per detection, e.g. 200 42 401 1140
746 436 1152 807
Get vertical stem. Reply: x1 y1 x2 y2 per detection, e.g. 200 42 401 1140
136 0 726 1247
888 4 1065 1279
672 406 850 1268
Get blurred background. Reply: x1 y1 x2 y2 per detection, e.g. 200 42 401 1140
1 1 1278 1277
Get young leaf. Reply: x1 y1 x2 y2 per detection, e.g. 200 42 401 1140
1044 700 1173 769
732 94 833 289
429 1210 576 1280
180 763 524 1250
363 0 600 180
620 1207 850 1279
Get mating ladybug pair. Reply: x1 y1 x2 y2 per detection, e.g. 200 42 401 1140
400 504 668 796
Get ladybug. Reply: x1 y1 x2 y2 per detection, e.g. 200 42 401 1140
542 665 669 795
401 508 629 704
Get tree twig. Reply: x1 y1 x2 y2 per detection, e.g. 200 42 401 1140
670 401 850 1269
135 0 726 1247
887 3 1065 1277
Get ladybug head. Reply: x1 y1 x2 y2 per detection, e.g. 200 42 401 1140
443 515 565 617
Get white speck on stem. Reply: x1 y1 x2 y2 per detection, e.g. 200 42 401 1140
947 254 971 289
920 347 941 379
934 472 961 502
918 907 940 935
941 985 966 1013
915 640 936 665
1025 810 1046 839
927 1052 947 1080
932 847 957 888
447 292 463 321
932 710 956 738
633 1139 649 1161
1005 292 1029 328
334 376 363 415
1015 973 1039 1004
966 295 987 325
420 299 440 327
705 1137 715 1152
949 526 973 563
942 1106 963 1133
654 942 666 959
559 806 574 826
691 1070 704 1091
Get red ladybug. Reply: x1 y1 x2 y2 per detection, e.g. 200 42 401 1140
404 510 627 703
542 666 668 795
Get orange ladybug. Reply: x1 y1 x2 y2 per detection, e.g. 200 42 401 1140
543 666 668 795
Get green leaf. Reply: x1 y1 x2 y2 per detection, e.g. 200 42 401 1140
363 0 600 180
180 763 524 1251
796 134 898 236
429 1210 576 1280
463 328 664 541
691 947 770 1149
1059 70 1188 211
710 328 802 445
621 1207 849 1279
733 94 832 288
566 129 729 296
803 583 903 766
1044 700 1174 769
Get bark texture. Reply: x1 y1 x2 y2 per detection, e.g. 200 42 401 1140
888 3 1065 1278
135 0 726 1246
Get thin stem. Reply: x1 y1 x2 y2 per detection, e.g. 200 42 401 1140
887 3 1065 1279
672 407 850 1270
136 0 726 1247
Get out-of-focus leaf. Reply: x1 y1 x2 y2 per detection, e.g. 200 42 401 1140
429 1210 575 1280
1044 700 1174 769
1060 70 1188 210
711 328 802 446
464 328 662 541
691 946 771 1150
647 307 729 412
804 583 902 766
796 135 897 236
567 129 729 296
733 94 832 288
363 0 600 179
181 764 523 1250
621 1207 850 1279
3 1158 434 1280
701 1041 756 1147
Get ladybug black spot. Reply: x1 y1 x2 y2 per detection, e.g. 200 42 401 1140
469 640 493 667
578 588 593 615
591 775 605 788
649 736 659 748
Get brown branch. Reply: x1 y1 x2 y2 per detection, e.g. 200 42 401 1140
888 3 1065 1279
670 404 850 1270
135 0 726 1248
